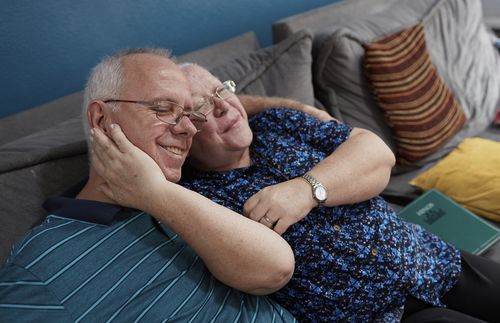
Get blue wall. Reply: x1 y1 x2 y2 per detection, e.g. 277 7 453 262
0 0 339 118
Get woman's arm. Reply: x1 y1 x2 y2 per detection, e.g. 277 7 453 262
307 127 395 204
90 125 294 295
308 128 396 202
238 94 334 121
244 126 395 234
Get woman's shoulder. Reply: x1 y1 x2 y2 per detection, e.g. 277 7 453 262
250 108 309 131
252 107 307 120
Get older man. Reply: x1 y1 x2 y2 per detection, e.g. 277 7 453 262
0 48 298 322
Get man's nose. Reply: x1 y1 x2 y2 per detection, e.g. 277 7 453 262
171 115 197 137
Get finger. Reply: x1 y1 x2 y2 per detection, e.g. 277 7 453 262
91 127 119 161
97 183 115 202
109 124 135 153
315 111 331 122
320 112 336 122
258 216 274 230
321 114 335 122
247 199 270 223
273 219 290 235
90 144 119 184
259 212 277 228
90 147 109 179
243 193 260 219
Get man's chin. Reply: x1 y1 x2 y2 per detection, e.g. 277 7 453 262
162 168 182 183
158 154 185 183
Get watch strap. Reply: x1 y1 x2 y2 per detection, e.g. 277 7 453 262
302 173 320 188
300 173 327 204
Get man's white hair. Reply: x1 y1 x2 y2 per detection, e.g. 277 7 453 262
81 48 172 141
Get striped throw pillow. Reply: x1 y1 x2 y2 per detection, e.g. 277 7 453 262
364 24 466 165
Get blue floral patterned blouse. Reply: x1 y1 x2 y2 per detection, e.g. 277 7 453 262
180 109 461 322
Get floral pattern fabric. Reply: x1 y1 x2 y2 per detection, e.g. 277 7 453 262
180 109 461 322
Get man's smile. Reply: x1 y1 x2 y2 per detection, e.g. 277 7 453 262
160 145 186 156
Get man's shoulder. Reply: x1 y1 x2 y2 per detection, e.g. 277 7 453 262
5 215 97 268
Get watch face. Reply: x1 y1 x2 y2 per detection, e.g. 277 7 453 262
314 186 327 202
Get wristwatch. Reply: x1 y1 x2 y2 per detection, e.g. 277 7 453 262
301 173 328 206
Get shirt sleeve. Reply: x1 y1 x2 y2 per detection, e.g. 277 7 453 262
251 108 353 155
0 264 71 322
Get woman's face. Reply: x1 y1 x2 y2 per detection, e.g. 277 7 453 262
183 65 253 171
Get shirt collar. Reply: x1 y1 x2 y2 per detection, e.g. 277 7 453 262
42 179 139 225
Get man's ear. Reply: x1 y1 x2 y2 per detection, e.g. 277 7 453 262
87 101 111 134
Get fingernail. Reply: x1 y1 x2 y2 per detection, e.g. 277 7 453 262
90 128 95 135
110 124 116 129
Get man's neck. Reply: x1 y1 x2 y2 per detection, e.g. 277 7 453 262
76 168 117 204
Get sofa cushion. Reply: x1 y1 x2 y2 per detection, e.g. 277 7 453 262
272 0 401 44
210 30 315 106
364 24 466 164
176 31 260 69
0 117 87 173
0 117 88 264
313 0 500 168
382 125 500 202
409 137 500 222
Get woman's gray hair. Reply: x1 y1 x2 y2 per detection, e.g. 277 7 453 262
178 62 222 82
81 48 172 141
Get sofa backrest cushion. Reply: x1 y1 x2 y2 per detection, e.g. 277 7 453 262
176 31 260 69
272 0 401 44
211 30 315 106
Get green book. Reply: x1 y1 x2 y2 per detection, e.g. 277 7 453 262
398 189 500 255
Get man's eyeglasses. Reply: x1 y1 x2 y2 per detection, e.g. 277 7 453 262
103 99 207 131
190 80 236 123
103 80 236 132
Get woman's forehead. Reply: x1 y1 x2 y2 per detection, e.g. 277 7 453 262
185 67 220 89
191 76 220 97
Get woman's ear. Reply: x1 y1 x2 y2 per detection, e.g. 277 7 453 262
87 101 110 134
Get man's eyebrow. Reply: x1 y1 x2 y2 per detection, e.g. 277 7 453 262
149 97 193 110
149 97 182 104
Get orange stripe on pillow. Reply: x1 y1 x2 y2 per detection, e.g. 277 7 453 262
364 24 466 164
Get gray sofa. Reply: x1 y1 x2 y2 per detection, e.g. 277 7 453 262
1 0 499 268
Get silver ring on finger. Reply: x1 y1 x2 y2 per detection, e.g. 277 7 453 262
263 215 274 225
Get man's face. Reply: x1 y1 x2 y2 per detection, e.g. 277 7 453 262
184 66 253 170
106 54 197 182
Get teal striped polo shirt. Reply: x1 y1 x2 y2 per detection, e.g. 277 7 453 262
0 197 296 322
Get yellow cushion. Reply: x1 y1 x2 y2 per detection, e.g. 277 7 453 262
410 138 500 222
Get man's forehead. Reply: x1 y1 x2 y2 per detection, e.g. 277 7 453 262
122 54 179 76
121 54 191 100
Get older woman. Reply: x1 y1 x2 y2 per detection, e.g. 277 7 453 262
176 64 500 322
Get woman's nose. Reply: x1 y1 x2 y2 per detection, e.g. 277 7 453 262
212 99 228 118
